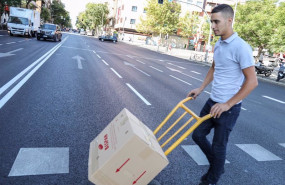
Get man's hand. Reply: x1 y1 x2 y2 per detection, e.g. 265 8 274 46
210 103 231 118
187 88 202 99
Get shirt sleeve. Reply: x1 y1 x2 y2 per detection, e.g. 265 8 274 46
238 42 255 69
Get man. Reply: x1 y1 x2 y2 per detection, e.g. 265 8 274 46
187 4 258 185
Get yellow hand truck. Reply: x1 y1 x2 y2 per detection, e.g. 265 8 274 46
154 97 212 156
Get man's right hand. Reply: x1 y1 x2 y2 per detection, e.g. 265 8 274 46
187 88 202 99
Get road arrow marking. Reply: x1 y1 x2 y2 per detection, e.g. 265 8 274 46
116 158 130 173
133 171 146 184
0 48 23 58
72 55 85 69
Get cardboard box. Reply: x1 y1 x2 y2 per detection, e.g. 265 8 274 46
88 108 169 185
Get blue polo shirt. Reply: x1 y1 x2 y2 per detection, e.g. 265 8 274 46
211 32 254 103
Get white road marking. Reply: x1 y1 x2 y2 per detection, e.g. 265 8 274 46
191 71 201 75
241 107 247 110
170 75 192 86
127 55 133 58
0 44 2 45
111 68 122 78
167 62 186 69
132 66 150 76
6 42 16 44
0 38 67 109
279 143 285 148
160 60 164 62
181 73 203 82
126 83 151 105
150 66 163 72
182 145 230 165
102 59 109 66
18 40 25 42
136 60 145 64
236 144 282 161
204 91 211 95
262 95 285 104
72 55 84 69
96 54 101 58
9 148 69 176
93 51 96 54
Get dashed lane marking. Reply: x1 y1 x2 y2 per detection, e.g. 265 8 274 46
262 95 285 104
279 143 285 148
111 68 122 78
136 60 145 64
96 54 101 58
6 42 16 44
236 144 282 161
150 66 163 72
102 59 109 66
167 62 186 69
126 83 151 105
170 75 192 86
191 71 201 75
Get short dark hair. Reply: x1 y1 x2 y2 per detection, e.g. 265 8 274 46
211 4 234 18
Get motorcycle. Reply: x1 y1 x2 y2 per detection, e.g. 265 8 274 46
255 62 274 77
276 62 285 82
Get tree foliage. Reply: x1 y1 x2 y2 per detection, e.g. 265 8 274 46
137 0 181 35
51 0 71 28
40 6 50 23
234 0 281 54
76 3 108 30
178 11 200 38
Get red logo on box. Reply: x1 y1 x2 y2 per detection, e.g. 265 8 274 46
104 134 109 150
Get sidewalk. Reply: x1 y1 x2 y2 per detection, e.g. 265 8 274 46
121 40 285 87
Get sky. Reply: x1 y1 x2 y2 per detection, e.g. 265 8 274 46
61 0 99 28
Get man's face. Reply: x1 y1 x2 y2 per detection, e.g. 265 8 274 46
211 12 231 36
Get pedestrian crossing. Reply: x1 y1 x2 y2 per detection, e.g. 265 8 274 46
7 143 285 177
182 143 284 166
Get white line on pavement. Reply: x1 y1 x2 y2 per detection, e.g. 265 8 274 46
127 55 133 58
96 54 101 58
241 107 247 111
204 91 211 94
262 95 285 104
6 42 16 44
236 144 282 161
149 66 163 72
181 72 203 82
133 66 150 76
126 83 151 105
0 44 2 46
279 143 285 148
136 60 145 64
102 59 109 66
170 75 192 86
111 68 122 78
191 71 201 75
18 40 25 42
93 51 96 54
0 38 67 109
167 63 186 69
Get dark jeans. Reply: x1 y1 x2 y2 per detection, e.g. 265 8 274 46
192 98 241 184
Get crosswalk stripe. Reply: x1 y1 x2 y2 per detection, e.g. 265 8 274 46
235 144 282 161
182 145 230 165
9 148 69 176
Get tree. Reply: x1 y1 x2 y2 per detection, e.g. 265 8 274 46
85 3 109 30
137 0 181 35
178 11 200 39
51 0 71 28
234 0 277 55
269 2 285 53
40 6 50 23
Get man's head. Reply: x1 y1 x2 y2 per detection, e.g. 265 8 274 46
211 4 234 38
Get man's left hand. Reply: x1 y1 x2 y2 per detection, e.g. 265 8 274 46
210 103 231 118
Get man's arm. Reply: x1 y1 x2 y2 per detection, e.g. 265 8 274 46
187 62 215 99
210 66 258 118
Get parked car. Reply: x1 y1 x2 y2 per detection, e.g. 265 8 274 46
86 29 94 36
80 28 86 35
37 23 62 42
98 35 117 43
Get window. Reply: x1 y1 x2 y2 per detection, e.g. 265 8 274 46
143 8 147 13
132 6 137 12
187 0 193 4
130 19 136 24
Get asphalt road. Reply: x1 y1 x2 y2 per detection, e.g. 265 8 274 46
0 31 284 185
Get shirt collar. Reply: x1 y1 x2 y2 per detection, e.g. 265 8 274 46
219 32 238 43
